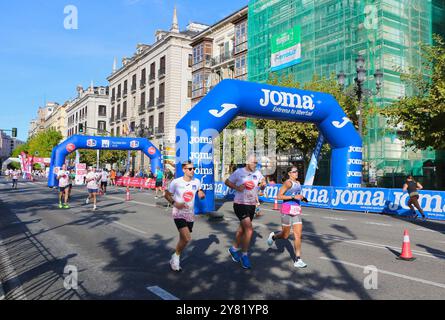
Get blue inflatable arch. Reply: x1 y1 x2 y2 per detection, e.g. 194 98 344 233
48 135 163 187
176 79 363 214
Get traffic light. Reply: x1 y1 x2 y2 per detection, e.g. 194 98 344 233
12 128 17 138
79 123 84 133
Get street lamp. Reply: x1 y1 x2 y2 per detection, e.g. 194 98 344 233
337 55 383 137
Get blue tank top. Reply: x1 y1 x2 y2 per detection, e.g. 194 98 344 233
283 180 302 204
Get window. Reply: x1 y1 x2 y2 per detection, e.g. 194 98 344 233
122 101 127 117
116 104 121 119
149 115 154 129
112 88 116 101
149 87 155 106
141 68 146 86
117 84 121 98
98 121 106 133
98 105 107 117
116 126 120 136
150 62 156 80
132 74 137 90
158 83 165 104
130 121 135 133
111 128 114 136
158 112 164 133
235 20 248 54
188 54 193 67
235 54 247 77
123 80 128 94
188 81 192 98
193 42 212 65
111 107 115 121
141 92 146 107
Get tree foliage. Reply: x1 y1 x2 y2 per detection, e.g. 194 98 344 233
224 74 371 165
381 34 445 150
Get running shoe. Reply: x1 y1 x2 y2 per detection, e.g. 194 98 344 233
170 253 182 272
240 254 252 269
85 197 90 204
267 232 275 247
294 259 307 268
93 205 97 211
228 247 241 263
420 216 427 222
63 204 70 209
59 203 63 209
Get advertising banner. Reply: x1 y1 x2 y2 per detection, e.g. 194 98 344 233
75 163 87 185
271 25 301 72
214 182 445 221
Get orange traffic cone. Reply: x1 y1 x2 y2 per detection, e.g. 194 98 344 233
126 186 131 201
398 229 415 261
273 197 279 210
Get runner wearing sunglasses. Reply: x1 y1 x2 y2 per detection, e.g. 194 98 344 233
165 161 205 271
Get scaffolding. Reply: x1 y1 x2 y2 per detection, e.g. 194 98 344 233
248 0 445 188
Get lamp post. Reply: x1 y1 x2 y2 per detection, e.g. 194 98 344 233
337 55 383 137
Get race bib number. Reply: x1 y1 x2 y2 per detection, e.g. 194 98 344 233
281 203 302 216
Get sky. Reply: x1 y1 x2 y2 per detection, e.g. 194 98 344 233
0 0 249 141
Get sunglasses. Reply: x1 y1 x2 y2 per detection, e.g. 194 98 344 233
290 170 298 173
185 167 195 171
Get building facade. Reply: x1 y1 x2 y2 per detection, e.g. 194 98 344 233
44 102 69 139
191 6 248 106
0 130 24 163
107 8 207 172
247 0 445 189
66 85 110 137
28 102 59 138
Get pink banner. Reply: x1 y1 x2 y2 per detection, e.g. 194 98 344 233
115 177 164 189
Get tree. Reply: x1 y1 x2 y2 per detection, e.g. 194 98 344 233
381 34 445 150
13 129 63 158
12 143 29 157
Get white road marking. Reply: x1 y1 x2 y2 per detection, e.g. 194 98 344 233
320 257 445 290
322 216 347 221
416 228 443 234
146 286 179 300
113 221 148 235
282 280 344 300
364 221 392 227
105 195 158 207
302 231 445 260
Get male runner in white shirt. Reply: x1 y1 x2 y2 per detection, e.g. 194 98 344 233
164 161 205 271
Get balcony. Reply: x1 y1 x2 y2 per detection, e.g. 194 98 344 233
155 127 164 136
147 100 155 110
211 51 235 67
191 87 210 100
158 68 166 79
140 79 146 89
149 73 155 83
156 96 165 107
192 55 212 72
138 105 145 114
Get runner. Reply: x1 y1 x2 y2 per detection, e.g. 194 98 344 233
110 168 116 186
85 167 100 211
56 164 70 208
100 168 109 194
403 175 426 221
267 166 307 268
11 169 19 189
154 166 164 199
67 169 76 200
164 161 205 272
225 155 266 269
